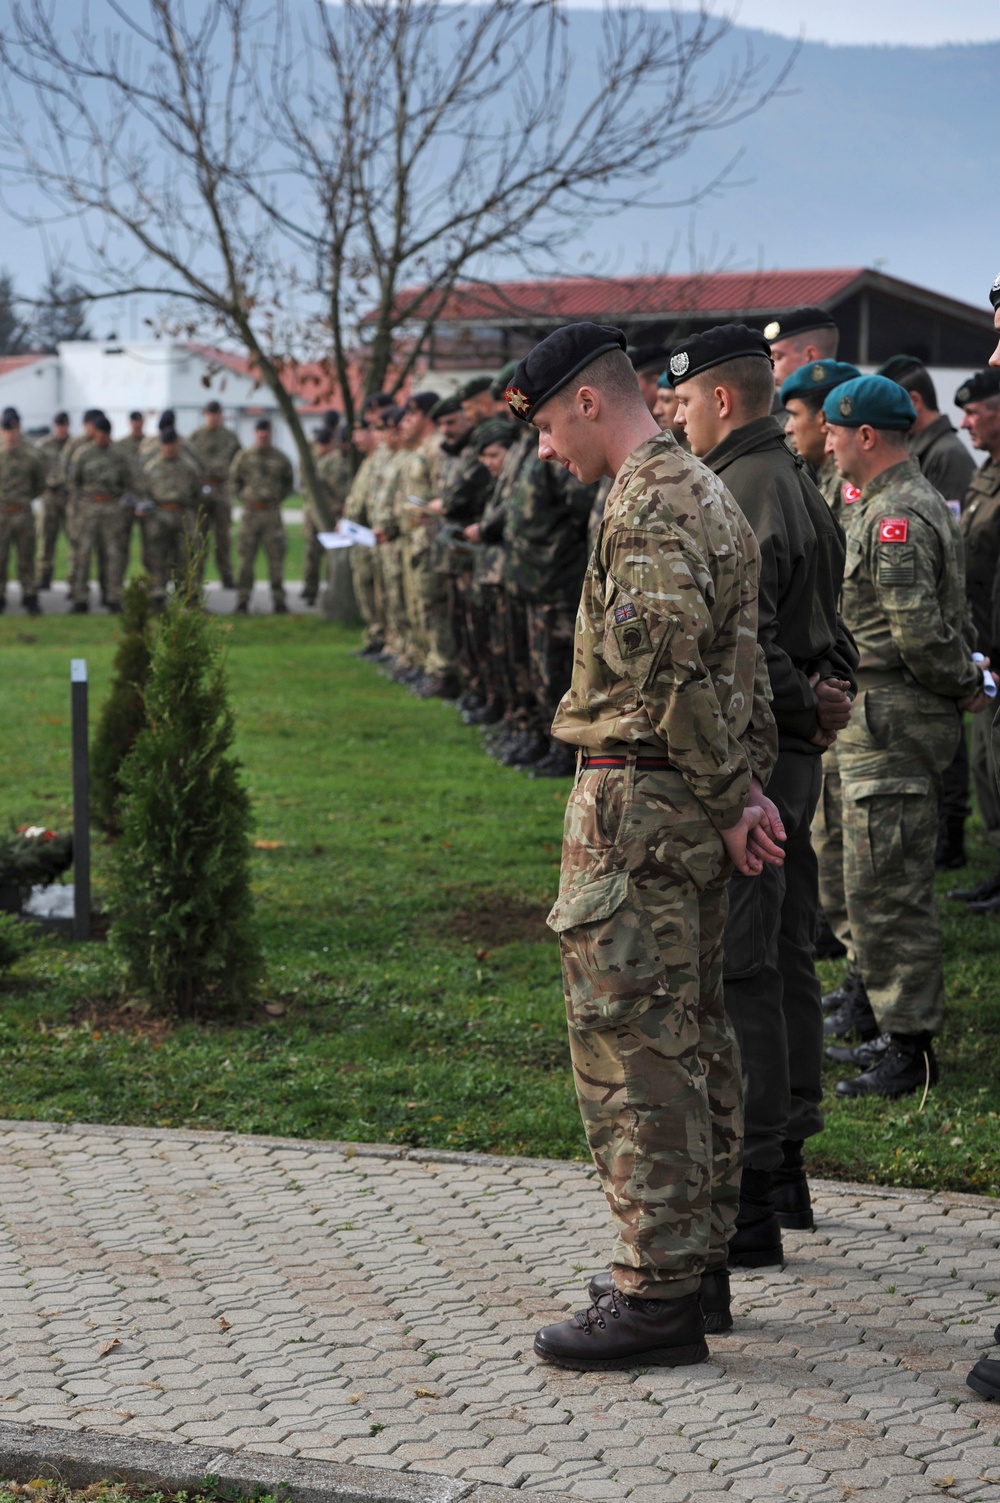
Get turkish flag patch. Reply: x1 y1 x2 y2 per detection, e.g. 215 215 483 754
879 516 909 543
842 483 861 505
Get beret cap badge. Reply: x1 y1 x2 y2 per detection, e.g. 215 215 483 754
505 387 531 416
763 320 781 341
811 363 826 382
991 272 1000 311
839 394 854 418
669 351 690 378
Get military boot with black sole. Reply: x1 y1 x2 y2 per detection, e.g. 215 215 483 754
967 1358 1000 1402
587 1265 733 1335
825 1032 891 1067
948 869 1000 904
533 1289 708 1372
935 817 967 872
729 1168 784 1268
772 1140 814 1232
823 973 879 1043
835 1033 937 1100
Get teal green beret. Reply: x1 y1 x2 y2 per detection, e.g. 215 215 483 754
822 375 916 431
780 359 861 406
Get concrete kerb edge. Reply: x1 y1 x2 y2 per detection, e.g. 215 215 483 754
1 1116 998 1214
0 1420 551 1503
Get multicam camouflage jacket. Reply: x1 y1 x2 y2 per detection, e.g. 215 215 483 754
0 444 46 507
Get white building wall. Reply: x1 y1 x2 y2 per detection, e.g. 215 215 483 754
0 357 61 431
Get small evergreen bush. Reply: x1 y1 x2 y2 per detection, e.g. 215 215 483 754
0 912 34 970
91 576 155 834
109 571 262 1017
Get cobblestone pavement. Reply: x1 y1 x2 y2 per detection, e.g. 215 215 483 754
1 1120 999 1502
10 581 318 615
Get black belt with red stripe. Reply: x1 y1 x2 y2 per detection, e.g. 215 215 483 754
581 751 672 770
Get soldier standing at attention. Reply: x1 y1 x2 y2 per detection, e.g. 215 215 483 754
69 415 133 614
505 323 781 1371
142 427 205 610
765 306 840 391
188 400 240 589
302 423 350 607
230 418 294 615
114 411 148 576
671 326 857 1260
946 368 1000 914
824 376 988 1100
36 411 72 591
0 411 45 615
780 360 862 520
343 417 384 657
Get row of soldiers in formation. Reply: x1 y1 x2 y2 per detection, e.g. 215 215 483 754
346 305 1000 1274
0 400 340 614
497 282 1000 1377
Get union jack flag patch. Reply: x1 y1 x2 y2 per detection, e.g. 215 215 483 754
614 602 638 624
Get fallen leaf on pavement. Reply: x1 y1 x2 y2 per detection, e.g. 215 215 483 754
414 1388 439 1399
932 1481 955 1490
347 1393 363 1404
218 1316 231 1332
98 1338 121 1358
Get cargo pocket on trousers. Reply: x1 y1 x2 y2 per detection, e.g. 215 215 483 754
843 776 930 885
547 868 665 1029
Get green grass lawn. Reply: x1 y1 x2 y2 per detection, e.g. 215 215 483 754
0 611 998 1195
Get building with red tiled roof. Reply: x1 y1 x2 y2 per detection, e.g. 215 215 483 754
389 267 993 373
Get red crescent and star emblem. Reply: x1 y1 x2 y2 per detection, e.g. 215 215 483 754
879 517 909 543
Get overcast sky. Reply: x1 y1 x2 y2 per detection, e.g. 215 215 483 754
590 1 1000 47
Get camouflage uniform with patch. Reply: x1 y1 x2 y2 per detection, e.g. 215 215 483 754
344 441 391 651
549 432 777 1297
0 442 46 606
141 451 205 605
188 423 241 588
839 458 978 1036
369 447 409 661
302 445 351 603
474 432 532 718
229 444 295 610
62 431 95 592
69 443 134 608
394 435 439 669
36 432 71 588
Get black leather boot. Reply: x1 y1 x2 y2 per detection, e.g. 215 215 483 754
823 973 879 1042
835 1033 937 1099
825 1032 891 1067
729 1168 784 1267
533 1288 708 1371
587 1265 733 1334
772 1140 814 1232
967 1357 1000 1401
935 816 967 871
814 908 847 960
948 868 1000 904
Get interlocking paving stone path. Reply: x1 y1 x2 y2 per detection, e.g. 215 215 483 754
1 1119 1000 1502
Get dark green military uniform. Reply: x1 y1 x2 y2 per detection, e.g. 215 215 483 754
69 442 133 609
0 442 46 608
961 456 1000 849
230 443 295 610
911 414 976 509
36 432 70 588
188 423 241 587
439 424 496 703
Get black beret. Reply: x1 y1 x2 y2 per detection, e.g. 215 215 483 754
254 417 272 431
158 409 176 430
876 354 927 383
762 306 838 343
323 408 340 424
954 369 1000 407
1 406 19 425
489 362 518 401
629 343 671 374
160 427 178 445
53 411 69 426
405 391 440 415
93 415 112 435
83 408 105 425
314 426 335 445
666 323 772 386
128 409 143 423
203 399 222 415
384 406 405 427
473 418 519 455
429 394 462 421
456 376 493 403
362 392 393 413
505 322 628 422
991 273 1000 312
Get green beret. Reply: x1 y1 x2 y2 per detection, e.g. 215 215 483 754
991 272 1000 312
762 305 838 343
456 376 493 403
876 354 926 383
505 322 627 422
489 362 518 401
429 394 462 421
473 418 518 455
822 375 916 431
780 359 861 406
667 324 772 386
955 369 1000 408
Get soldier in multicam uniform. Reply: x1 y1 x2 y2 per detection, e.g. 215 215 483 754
343 411 388 657
0 410 45 615
503 322 781 1371
188 401 241 590
36 411 72 591
230 418 295 614
823 375 989 1100
302 423 350 607
464 420 526 732
69 415 133 613
369 408 410 667
946 367 1000 914
141 427 206 609
396 393 461 697
62 408 105 594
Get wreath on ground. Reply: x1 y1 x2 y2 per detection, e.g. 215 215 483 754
0 826 74 889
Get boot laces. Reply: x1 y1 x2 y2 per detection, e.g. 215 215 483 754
577 1287 624 1333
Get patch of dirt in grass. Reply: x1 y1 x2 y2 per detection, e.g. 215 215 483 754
69 997 173 1040
443 890 553 948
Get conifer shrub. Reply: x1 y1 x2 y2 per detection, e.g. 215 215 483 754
0 912 34 971
91 576 154 834
109 572 262 1017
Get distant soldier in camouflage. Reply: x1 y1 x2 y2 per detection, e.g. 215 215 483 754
343 416 386 656
36 410 72 590
504 323 780 1371
824 375 988 1100
425 395 481 703
0 412 45 614
69 415 133 613
63 408 105 593
397 393 457 696
369 408 410 667
188 401 240 589
142 427 205 609
230 418 294 614
302 424 350 607
946 367 1000 914
463 421 525 731
114 411 149 575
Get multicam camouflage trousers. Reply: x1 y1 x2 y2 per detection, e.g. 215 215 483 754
0 504 37 601
839 682 961 1037
237 505 286 608
526 600 576 741
149 506 202 605
547 754 741 1298
37 486 69 587
198 487 234 588
72 499 124 608
351 543 383 651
